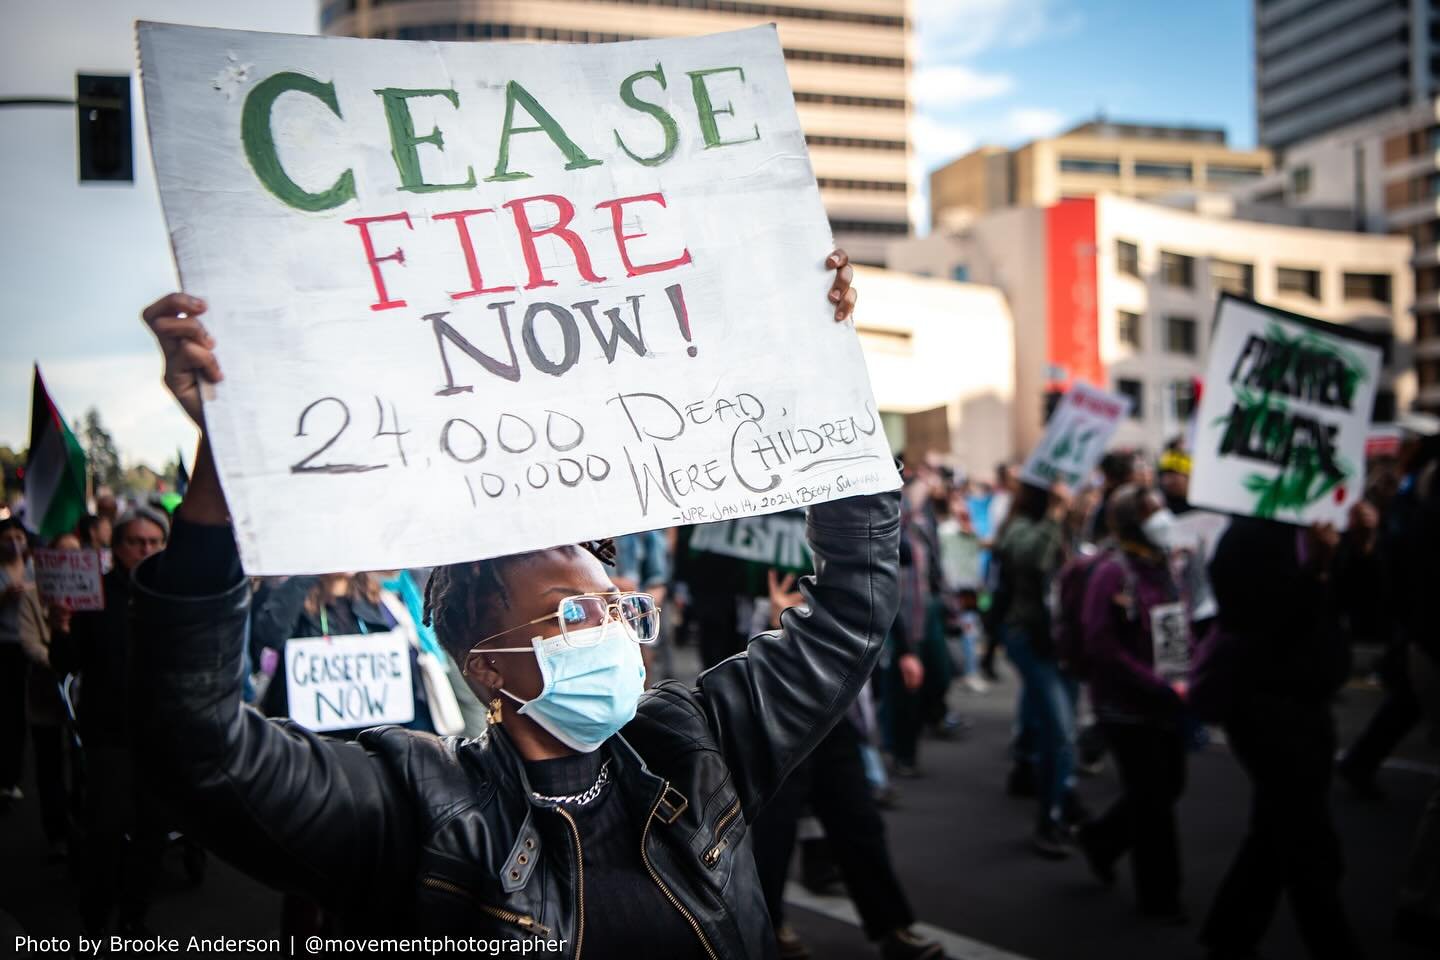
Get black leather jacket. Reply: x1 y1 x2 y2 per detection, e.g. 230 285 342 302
130 492 899 959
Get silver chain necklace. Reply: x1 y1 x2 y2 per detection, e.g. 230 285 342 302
531 759 611 806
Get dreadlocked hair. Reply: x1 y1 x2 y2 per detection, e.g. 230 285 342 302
422 539 617 665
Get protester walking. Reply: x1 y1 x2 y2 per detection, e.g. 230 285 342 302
995 481 1077 857
1074 485 1189 923
1197 517 1363 960
0 518 34 809
16 532 81 860
51 506 172 935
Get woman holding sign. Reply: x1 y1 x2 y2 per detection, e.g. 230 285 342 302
127 253 932 960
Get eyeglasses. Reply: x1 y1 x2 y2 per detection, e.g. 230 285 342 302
473 592 661 654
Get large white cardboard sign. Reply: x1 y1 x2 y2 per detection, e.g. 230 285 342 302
1190 297 1383 526
1021 382 1132 489
138 23 899 574
285 632 414 732
33 548 105 612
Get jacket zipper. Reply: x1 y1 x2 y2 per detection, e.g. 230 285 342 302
701 799 742 868
419 876 554 937
554 806 585 960
641 783 720 960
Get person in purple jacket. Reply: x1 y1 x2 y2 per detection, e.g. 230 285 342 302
1074 484 1190 925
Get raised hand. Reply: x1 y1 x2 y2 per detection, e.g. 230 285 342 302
826 249 857 323
142 293 220 428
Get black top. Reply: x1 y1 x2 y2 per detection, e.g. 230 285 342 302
525 750 706 958
159 518 703 956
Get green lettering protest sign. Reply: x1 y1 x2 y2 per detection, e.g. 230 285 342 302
1189 296 1383 526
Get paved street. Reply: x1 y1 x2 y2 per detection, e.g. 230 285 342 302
2 659 1435 960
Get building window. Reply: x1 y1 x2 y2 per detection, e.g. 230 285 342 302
1160 251 1194 288
1118 310 1142 349
1277 266 1321 298
1420 266 1440 295
1164 315 1198 355
1116 239 1140 277
1206 163 1265 183
1134 160 1193 180
828 218 909 236
1168 379 1198 421
1210 259 1254 297
1418 312 1440 340
1291 165 1312 197
1059 156 1121 176
1117 379 1144 419
795 91 906 110
1343 272 1392 303
1420 357 1440 389
805 134 907 151
816 177 908 193
951 264 970 282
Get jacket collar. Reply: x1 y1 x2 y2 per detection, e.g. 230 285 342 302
481 722 667 811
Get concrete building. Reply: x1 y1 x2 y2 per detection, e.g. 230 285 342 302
850 267 1015 473
321 0 912 265
929 121 1272 230
1231 101 1440 410
889 194 1414 455
1255 0 1440 154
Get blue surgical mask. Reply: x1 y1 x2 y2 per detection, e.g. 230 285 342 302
499 619 646 753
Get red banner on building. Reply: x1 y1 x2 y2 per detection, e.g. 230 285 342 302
1045 198 1103 391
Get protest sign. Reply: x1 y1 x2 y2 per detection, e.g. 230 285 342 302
284 632 414 732
1149 602 1189 681
688 511 812 573
138 23 899 575
1021 382 1131 489
1169 510 1228 622
32 548 105 611
1190 297 1383 526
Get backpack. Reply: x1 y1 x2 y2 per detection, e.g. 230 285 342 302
1051 547 1135 679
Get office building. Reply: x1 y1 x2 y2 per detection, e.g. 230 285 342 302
1231 101 1440 410
1255 0 1440 153
929 120 1272 230
850 267 1015 472
322 0 912 264
889 194 1414 454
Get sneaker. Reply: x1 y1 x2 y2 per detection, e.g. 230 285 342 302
1005 764 1036 798
963 675 990 694
0 785 23 801
879 928 944 960
873 785 899 810
1060 792 1092 833
1031 818 1071 860
1074 826 1115 887
1337 764 1386 802
892 761 922 779
1138 903 1188 926
775 924 811 960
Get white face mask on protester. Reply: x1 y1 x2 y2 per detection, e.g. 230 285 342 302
1141 508 1177 552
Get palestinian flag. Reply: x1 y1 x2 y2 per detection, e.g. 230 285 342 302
25 366 88 539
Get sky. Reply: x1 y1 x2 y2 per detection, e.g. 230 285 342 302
911 0 1255 225
0 0 1254 467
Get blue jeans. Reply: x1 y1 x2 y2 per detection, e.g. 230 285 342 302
1006 626 1078 823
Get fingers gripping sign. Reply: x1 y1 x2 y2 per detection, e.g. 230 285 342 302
142 293 221 428
826 249 857 324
